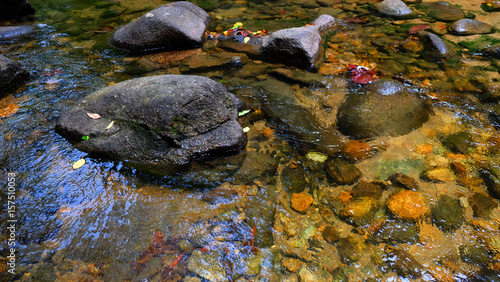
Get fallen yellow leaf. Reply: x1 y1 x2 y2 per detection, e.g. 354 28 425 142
72 158 86 169
105 120 114 130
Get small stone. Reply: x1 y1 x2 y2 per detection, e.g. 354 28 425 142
387 190 431 221
187 250 227 281
337 235 366 264
306 152 328 163
351 181 384 199
468 192 498 219
448 19 494 35
481 1 500 12
388 173 419 190
282 257 304 272
423 167 456 183
384 245 423 279
180 52 249 73
281 164 308 193
402 41 423 52
418 31 458 60
344 140 375 161
374 221 419 244
459 245 491 267
341 197 378 226
431 195 465 231
442 131 473 154
291 192 314 213
323 225 342 243
298 266 333 282
325 158 362 185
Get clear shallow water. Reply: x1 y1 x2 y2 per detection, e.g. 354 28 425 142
1 0 500 281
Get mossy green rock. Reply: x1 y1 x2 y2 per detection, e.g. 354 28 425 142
431 195 465 231
459 245 491 267
418 1 464 22
468 192 498 219
442 131 473 154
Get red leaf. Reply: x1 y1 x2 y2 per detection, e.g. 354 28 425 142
348 64 378 84
408 24 429 35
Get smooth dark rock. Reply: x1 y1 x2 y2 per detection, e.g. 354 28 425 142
261 25 322 69
374 221 419 244
431 195 465 231
350 181 384 199
325 158 361 185
0 25 33 41
388 173 419 190
110 1 210 53
449 19 494 35
281 164 307 193
459 245 491 267
483 44 500 59
0 54 29 98
384 245 423 279
375 0 416 19
468 192 498 219
234 151 278 183
418 31 458 60
217 40 263 60
442 131 473 154
338 236 366 264
269 68 326 87
0 0 35 20
419 1 464 22
56 75 246 172
337 79 430 139
480 166 500 200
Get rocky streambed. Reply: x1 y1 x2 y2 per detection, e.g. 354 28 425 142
1 0 500 281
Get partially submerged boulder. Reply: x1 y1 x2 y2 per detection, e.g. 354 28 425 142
0 54 29 98
337 79 430 139
110 1 210 53
56 75 247 172
374 0 416 19
448 19 494 35
0 0 35 20
261 25 322 69
418 31 458 60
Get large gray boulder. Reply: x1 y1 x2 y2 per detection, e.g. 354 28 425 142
260 25 322 69
0 54 29 98
56 75 246 171
337 79 430 139
448 19 494 35
110 1 210 53
0 0 35 20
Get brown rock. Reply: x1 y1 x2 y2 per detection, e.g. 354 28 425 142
291 192 314 213
344 140 375 161
282 257 304 272
387 190 430 221
388 173 419 190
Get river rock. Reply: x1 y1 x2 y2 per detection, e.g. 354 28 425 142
418 31 458 60
180 52 248 73
384 245 423 279
448 19 494 35
387 190 430 221
468 192 498 219
418 1 464 22
187 250 227 281
483 44 500 59
291 192 314 213
431 195 465 231
110 2 210 53
56 75 246 173
0 26 34 41
312 14 337 35
325 158 361 185
0 54 29 98
0 0 35 20
260 25 322 69
337 79 430 139
375 0 416 19
481 1 500 11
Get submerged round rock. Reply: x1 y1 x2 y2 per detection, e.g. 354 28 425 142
337 79 430 139
56 75 246 171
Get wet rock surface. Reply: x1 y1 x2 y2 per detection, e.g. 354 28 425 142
56 75 246 173
110 1 210 53
0 54 29 98
449 19 494 35
261 25 322 69
337 79 430 139
0 25 33 41
375 0 416 19
418 1 465 22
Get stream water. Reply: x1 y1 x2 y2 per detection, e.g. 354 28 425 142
1 0 500 281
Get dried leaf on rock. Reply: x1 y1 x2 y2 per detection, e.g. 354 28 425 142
348 64 378 84
87 112 101 119
408 25 430 35
105 121 114 130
